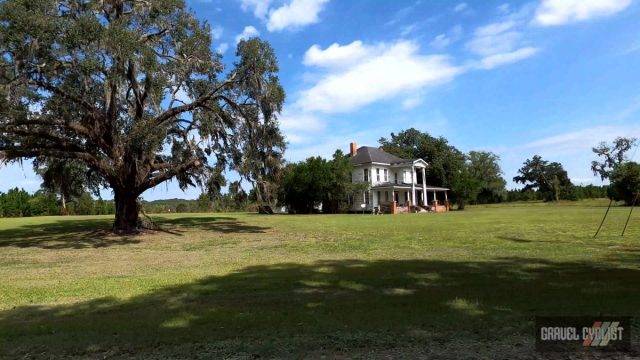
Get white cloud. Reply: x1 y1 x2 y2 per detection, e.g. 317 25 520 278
211 25 223 40
466 20 522 57
266 0 329 32
279 111 326 144
523 125 640 153
216 42 229 54
235 26 260 43
303 41 371 68
401 94 424 110
430 25 463 49
296 40 463 113
240 0 273 19
478 47 539 69
454 3 468 12
430 34 452 49
533 0 631 26
497 3 510 14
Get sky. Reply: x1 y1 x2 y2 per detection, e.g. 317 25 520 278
1 0 640 200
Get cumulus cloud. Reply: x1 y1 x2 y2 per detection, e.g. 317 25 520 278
267 0 329 32
533 0 631 26
239 0 273 19
240 0 330 32
466 15 538 69
297 40 463 113
303 41 371 68
235 26 260 43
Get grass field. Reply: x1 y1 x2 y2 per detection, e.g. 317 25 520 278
0 200 639 358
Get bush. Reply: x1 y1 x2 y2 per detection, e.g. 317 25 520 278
610 162 640 205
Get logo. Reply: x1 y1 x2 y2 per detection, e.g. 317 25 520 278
535 316 631 352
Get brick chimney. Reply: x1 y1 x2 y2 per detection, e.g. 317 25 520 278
349 142 357 156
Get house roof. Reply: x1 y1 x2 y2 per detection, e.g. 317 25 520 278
349 146 409 165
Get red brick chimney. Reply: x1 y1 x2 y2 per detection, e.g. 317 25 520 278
349 142 357 156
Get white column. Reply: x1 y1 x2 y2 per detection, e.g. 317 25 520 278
411 165 416 205
421 167 427 205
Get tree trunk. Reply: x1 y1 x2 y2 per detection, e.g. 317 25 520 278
113 190 140 234
457 198 466 210
60 193 67 215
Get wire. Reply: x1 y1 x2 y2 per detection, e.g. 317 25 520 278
621 191 639 237
594 198 613 238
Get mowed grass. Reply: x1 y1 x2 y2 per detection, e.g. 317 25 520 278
0 200 639 358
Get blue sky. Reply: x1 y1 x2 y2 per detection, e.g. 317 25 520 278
2 0 640 200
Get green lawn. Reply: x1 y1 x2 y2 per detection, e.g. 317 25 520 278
0 200 638 358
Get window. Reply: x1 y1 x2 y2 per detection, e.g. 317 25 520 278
363 168 369 182
394 172 398 184
384 169 388 182
376 168 380 182
365 191 370 205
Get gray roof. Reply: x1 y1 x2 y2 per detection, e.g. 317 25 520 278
350 146 409 165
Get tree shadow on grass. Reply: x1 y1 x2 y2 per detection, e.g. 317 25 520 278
153 215 270 234
0 215 269 249
0 257 638 358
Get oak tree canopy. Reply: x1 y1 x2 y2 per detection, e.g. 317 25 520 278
0 0 285 232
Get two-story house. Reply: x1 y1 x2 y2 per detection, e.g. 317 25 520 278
348 142 449 213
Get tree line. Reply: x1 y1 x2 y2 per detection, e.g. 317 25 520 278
275 129 632 213
2 129 636 218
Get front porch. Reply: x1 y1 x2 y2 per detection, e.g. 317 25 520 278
368 185 450 214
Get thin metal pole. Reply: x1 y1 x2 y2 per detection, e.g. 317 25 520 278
621 192 639 237
594 199 613 238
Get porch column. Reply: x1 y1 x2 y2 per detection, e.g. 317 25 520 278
433 190 437 204
444 190 448 202
411 165 416 205
421 167 427 205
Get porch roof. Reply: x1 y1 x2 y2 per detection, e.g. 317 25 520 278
371 184 449 191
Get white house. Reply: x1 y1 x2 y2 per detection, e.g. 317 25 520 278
348 142 449 213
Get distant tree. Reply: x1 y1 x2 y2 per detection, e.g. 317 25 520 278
33 158 98 214
232 61 286 213
29 190 59 216
0 1 284 232
467 151 507 204
591 137 637 180
73 192 95 215
228 181 248 210
322 150 366 213
195 193 213 212
609 162 640 206
380 129 506 209
280 157 330 214
380 128 467 207
513 155 574 201
279 150 364 214
0 187 32 217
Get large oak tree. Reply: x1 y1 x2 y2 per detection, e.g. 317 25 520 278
0 0 284 232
